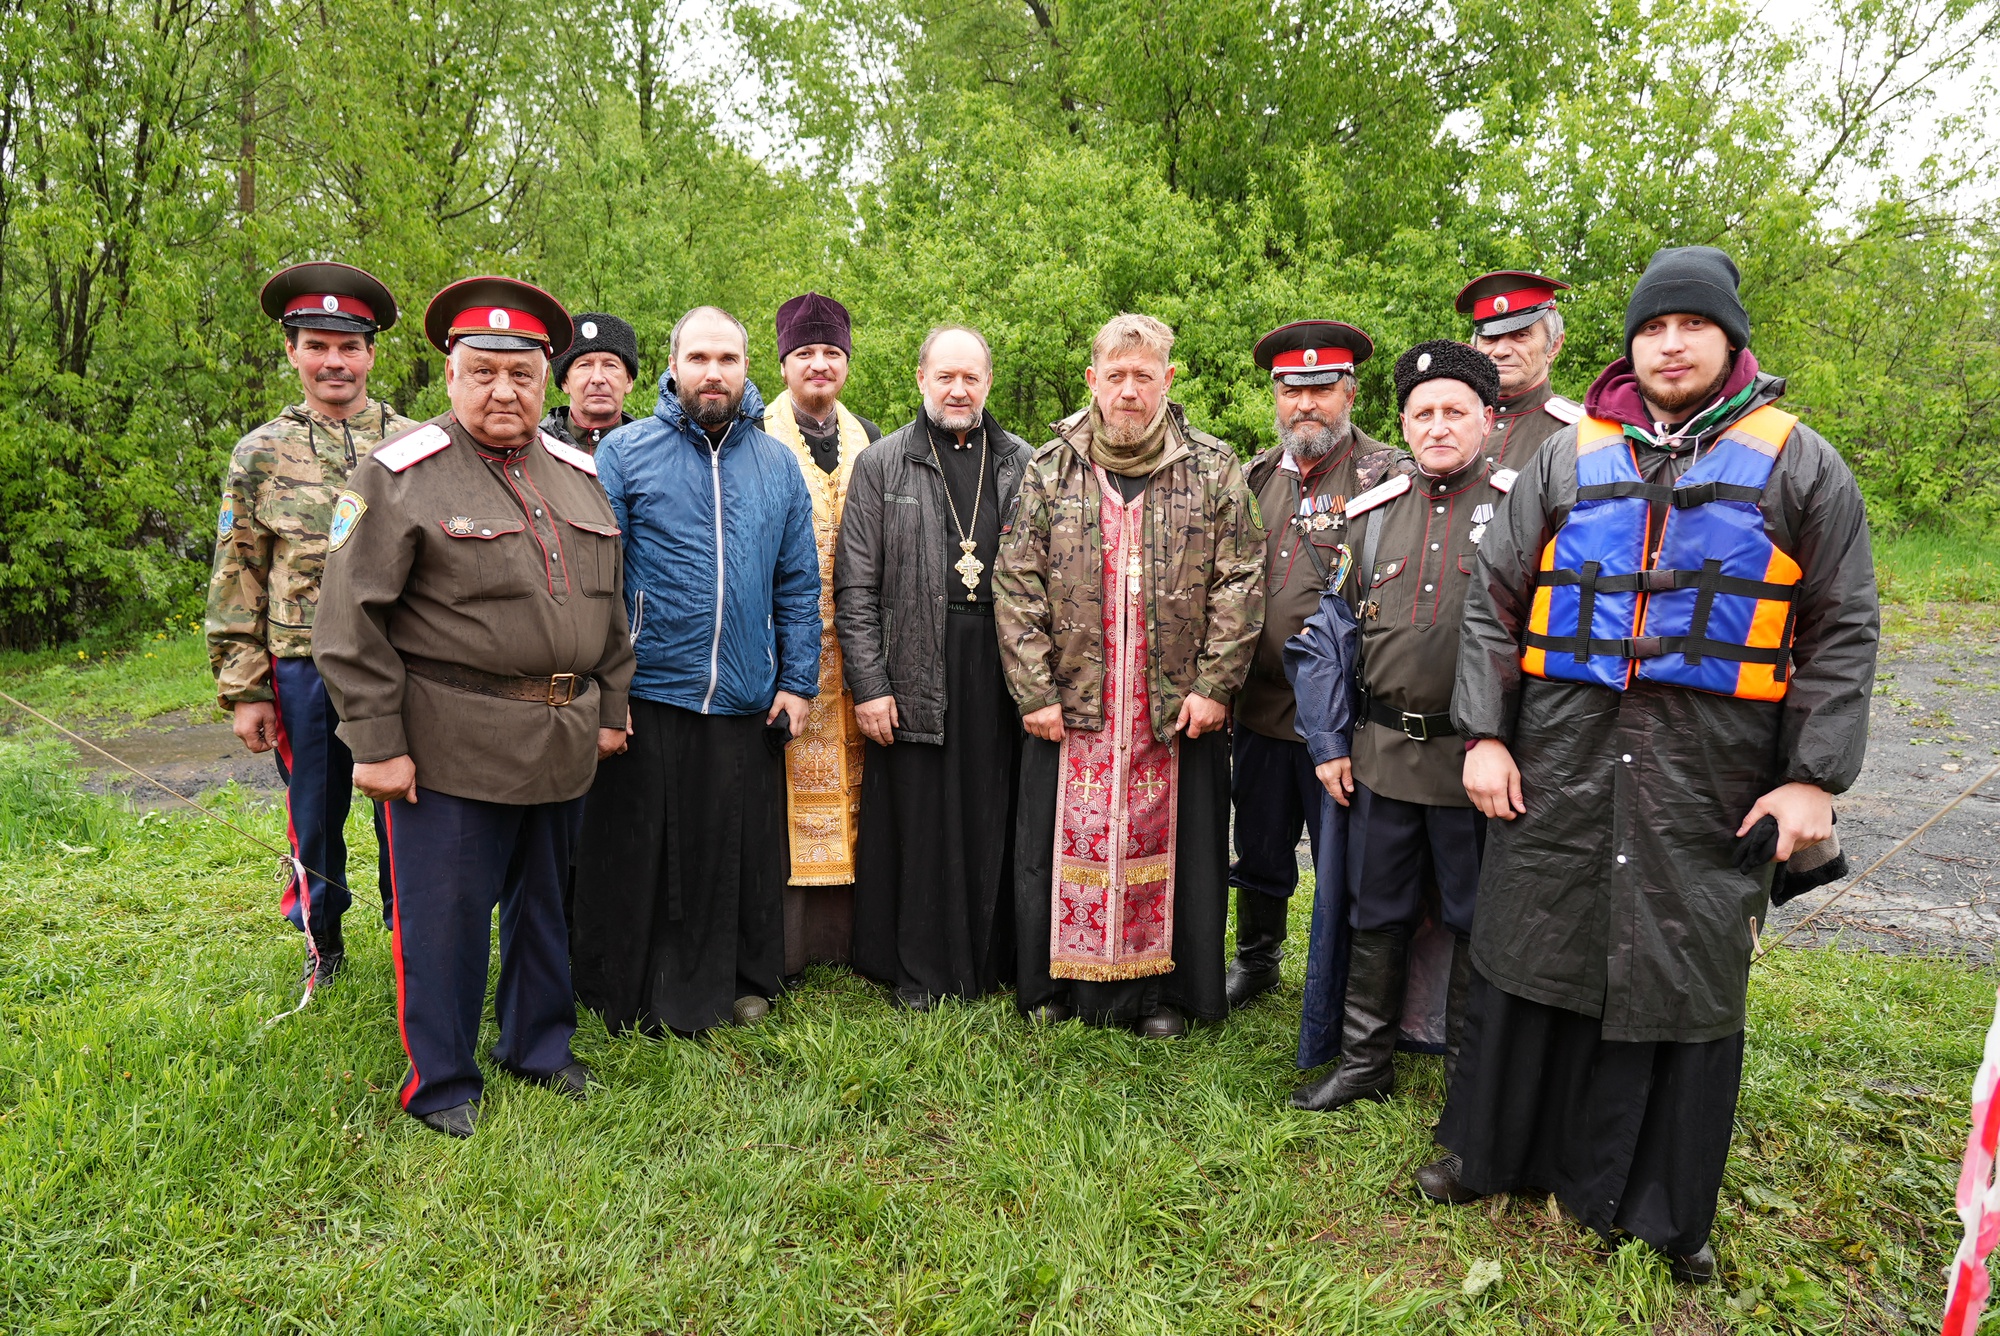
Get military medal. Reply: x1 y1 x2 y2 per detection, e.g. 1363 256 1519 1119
444 515 475 536
1470 501 1494 546
929 431 989 600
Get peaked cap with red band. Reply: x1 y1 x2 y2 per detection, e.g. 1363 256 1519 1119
260 261 399 334
423 276 573 357
1455 270 1570 336
1253 320 1375 386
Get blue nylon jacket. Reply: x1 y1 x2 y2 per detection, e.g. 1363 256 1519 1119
595 376 821 716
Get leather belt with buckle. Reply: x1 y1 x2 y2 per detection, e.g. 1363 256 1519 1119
1362 692 1455 742
402 653 583 706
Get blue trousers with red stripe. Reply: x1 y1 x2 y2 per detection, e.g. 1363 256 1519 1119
270 656 390 938
382 787 582 1116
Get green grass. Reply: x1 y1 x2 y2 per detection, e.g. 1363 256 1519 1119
0 617 218 735
1875 529 2000 604
0 747 1987 1333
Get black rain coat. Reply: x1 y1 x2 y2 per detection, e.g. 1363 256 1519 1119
1452 374 1878 1042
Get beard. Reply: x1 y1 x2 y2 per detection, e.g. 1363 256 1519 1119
926 400 980 433
1098 415 1156 447
1637 360 1732 419
1276 407 1351 462
678 380 743 428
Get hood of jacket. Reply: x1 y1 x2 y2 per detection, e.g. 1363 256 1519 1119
1584 348 1766 434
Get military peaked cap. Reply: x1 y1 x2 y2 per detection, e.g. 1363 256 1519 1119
1455 270 1570 337
260 262 399 335
1253 320 1374 387
424 276 573 357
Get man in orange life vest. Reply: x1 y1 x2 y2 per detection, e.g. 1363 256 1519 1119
1417 246 1879 1285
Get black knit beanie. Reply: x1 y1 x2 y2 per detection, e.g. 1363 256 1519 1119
1624 246 1750 355
1394 340 1500 409
552 312 639 386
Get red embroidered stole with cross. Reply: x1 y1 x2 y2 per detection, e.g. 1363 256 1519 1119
1049 467 1178 981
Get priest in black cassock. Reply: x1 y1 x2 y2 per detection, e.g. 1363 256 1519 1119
834 326 1032 1008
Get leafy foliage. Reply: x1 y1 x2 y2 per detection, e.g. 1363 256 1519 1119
0 0 1995 646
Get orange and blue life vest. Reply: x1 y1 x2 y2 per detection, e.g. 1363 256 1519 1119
1522 404 1802 702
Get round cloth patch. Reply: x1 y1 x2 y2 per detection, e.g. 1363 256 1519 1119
328 491 367 552
581 321 598 339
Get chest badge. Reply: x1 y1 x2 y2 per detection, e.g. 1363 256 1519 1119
444 515 475 536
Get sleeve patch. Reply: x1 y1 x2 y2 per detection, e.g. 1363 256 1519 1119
327 491 367 552
1343 472 1411 519
373 423 452 472
541 433 599 476
216 504 234 538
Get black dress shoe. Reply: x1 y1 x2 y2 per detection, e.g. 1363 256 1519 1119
1289 1067 1392 1111
1135 1007 1186 1039
509 1060 592 1101
1415 1152 1483 1204
1024 1002 1071 1025
733 996 771 1026
302 946 346 989
1665 1244 1715 1286
416 1101 479 1139
893 988 935 1013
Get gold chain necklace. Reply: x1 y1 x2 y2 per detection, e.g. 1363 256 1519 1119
929 425 988 600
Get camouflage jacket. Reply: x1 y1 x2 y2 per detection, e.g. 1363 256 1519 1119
994 402 1266 743
205 400 419 705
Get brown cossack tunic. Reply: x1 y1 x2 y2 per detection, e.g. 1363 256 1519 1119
314 413 635 806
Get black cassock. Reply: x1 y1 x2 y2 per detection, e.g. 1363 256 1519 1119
570 699 787 1035
851 606 1021 1002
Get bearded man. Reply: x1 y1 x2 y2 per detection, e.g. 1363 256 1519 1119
1417 247 1879 1286
1225 321 1403 1010
1457 271 1580 469
996 313 1264 1038
570 305 821 1036
761 293 882 972
837 325 1030 1008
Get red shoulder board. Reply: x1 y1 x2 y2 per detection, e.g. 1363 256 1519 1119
1490 467 1518 493
372 423 451 473
541 432 598 477
1344 472 1411 519
1544 395 1583 425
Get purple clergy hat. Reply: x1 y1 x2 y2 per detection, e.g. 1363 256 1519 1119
775 292 853 359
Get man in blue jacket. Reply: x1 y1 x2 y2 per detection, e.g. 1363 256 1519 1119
569 305 822 1035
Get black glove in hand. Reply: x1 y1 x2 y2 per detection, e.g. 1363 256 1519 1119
1732 813 1780 874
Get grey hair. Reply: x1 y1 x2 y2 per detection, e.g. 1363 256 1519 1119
1540 307 1566 349
670 305 749 362
918 323 993 373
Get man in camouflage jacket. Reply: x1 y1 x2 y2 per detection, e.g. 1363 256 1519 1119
205 263 418 984
995 313 1265 1036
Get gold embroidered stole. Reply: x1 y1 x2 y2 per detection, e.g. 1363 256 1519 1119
764 391 871 885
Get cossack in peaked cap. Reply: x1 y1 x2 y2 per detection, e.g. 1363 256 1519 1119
552 312 639 385
1252 320 1374 387
1455 270 1570 337
775 292 853 360
260 262 399 335
423 276 573 357
1394 339 1500 409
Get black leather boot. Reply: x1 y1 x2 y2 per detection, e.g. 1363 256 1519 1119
1443 933 1473 1090
303 917 345 988
1224 888 1289 1009
1290 927 1407 1111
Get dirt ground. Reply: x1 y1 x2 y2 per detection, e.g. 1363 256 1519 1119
52 612 2000 962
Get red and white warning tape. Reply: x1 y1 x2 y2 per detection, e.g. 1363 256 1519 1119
1944 982 2000 1334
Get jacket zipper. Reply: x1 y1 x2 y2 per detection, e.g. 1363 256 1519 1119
629 589 645 646
701 426 728 712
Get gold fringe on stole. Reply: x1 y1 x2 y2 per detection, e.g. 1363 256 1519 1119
766 391 872 886
1050 956 1178 982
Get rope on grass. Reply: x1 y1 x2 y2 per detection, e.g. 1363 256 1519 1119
1755 761 2000 962
0 687 345 1020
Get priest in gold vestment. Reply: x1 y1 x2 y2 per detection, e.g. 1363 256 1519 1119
763 292 882 972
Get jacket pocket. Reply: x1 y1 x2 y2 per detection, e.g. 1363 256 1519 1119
564 518 622 598
436 517 530 601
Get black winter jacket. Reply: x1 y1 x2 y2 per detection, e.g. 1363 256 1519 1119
834 412 1031 743
1453 375 1878 1042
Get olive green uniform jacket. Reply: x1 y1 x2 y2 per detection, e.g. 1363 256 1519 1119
205 400 420 706
1239 428 1403 740
313 414 636 807
1480 379 1580 472
993 402 1265 744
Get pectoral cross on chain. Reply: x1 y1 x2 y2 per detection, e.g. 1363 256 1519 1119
955 540 984 597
